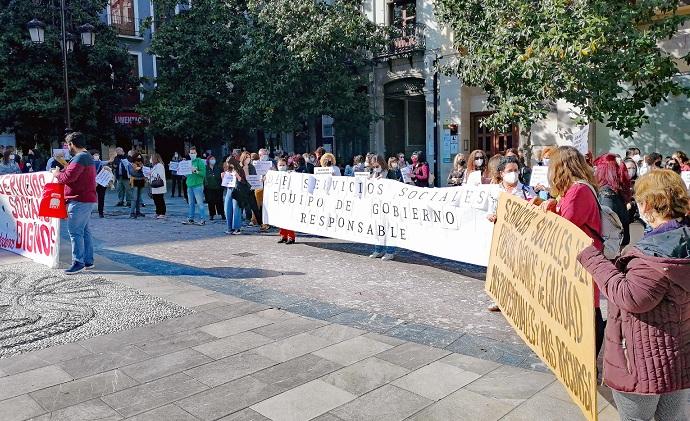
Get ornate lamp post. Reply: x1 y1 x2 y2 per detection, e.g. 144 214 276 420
27 4 96 134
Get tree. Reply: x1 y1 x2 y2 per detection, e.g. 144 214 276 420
0 0 137 148
435 0 690 153
141 0 385 146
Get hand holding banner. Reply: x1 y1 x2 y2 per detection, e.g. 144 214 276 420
486 194 597 421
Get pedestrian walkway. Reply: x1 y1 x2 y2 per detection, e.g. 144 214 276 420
0 248 620 420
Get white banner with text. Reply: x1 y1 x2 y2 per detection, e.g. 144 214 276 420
263 171 497 266
0 172 61 268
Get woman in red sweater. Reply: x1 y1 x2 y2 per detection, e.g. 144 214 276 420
539 146 605 357
409 151 430 187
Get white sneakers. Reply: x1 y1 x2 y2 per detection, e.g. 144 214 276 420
369 252 395 261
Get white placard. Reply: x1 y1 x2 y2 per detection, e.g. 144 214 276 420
221 172 237 188
571 125 589 155
143 166 152 178
247 175 263 189
354 171 370 178
0 172 60 268
262 171 498 267
169 161 179 171
252 160 273 176
682 171 690 189
465 170 483 186
315 167 333 175
52 148 70 160
529 166 550 187
176 160 192 176
95 170 114 187
400 166 413 183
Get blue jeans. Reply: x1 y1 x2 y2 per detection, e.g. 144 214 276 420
187 185 207 221
374 245 396 255
130 186 143 215
67 202 95 265
224 189 242 231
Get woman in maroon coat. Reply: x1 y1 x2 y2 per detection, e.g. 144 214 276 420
578 169 690 420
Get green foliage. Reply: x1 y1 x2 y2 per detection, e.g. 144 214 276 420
0 0 137 146
435 0 690 138
141 0 385 143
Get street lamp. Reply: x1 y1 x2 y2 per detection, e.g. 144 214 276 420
78 24 95 47
26 7 96 134
27 19 45 44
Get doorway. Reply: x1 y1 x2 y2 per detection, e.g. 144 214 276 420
384 78 426 158
470 112 518 156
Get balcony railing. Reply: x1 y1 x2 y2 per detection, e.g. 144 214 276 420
377 23 426 59
110 14 145 38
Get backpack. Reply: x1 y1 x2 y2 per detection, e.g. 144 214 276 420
577 181 624 259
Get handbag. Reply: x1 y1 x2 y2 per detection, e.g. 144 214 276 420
38 182 67 219
150 176 164 188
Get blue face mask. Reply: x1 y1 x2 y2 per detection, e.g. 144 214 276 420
209 159 216 166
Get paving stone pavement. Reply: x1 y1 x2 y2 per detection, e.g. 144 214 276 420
0 189 627 420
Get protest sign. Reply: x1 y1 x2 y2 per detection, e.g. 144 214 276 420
0 172 60 268
354 172 370 178
400 166 412 183
221 172 237 188
263 171 497 266
247 175 263 189
465 171 482 186
682 171 690 189
252 161 273 177
571 125 589 155
52 148 70 160
486 193 597 421
169 161 179 172
529 166 550 187
314 167 333 176
176 160 192 176
143 167 152 178
96 170 114 187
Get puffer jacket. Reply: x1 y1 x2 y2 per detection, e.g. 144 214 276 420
577 220 690 394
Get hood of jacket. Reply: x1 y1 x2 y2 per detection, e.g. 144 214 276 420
634 225 690 290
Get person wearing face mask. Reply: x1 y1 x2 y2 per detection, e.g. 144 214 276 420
93 151 108 218
409 151 429 187
21 149 36 173
275 158 297 244
52 132 97 274
577 170 690 421
111 147 131 207
447 153 466 187
369 155 388 180
595 153 633 250
0 150 20 175
204 155 225 221
485 156 536 312
624 158 642 225
222 158 244 235
239 151 264 228
170 152 183 198
320 153 341 176
149 153 167 219
182 146 208 226
463 149 487 185
387 156 403 182
314 147 326 168
351 155 365 174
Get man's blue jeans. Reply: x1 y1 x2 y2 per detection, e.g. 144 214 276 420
224 188 242 231
187 185 207 221
67 201 95 265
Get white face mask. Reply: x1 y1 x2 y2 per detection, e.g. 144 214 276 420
374 167 382 173
94 155 100 161
260 155 269 161
542 158 550 166
278 165 287 171
639 165 649 176
632 154 641 163
474 158 484 167
189 153 197 159
503 172 519 185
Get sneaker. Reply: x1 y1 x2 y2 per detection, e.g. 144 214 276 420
369 252 384 259
183 219 195 225
260 225 270 232
381 253 395 261
232 230 241 235
487 303 501 312
141 203 146 207
85 262 95 270
277 238 287 244
210 216 214 221
156 215 166 219
197 221 206 226
65 262 85 275
115 202 124 207
286 238 295 245
224 230 233 235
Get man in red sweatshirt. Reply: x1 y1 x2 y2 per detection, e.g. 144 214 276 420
52 132 97 274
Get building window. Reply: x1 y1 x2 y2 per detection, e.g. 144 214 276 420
123 53 142 109
110 0 139 37
388 0 416 28
322 116 335 138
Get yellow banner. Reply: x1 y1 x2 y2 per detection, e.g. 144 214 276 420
486 193 597 421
